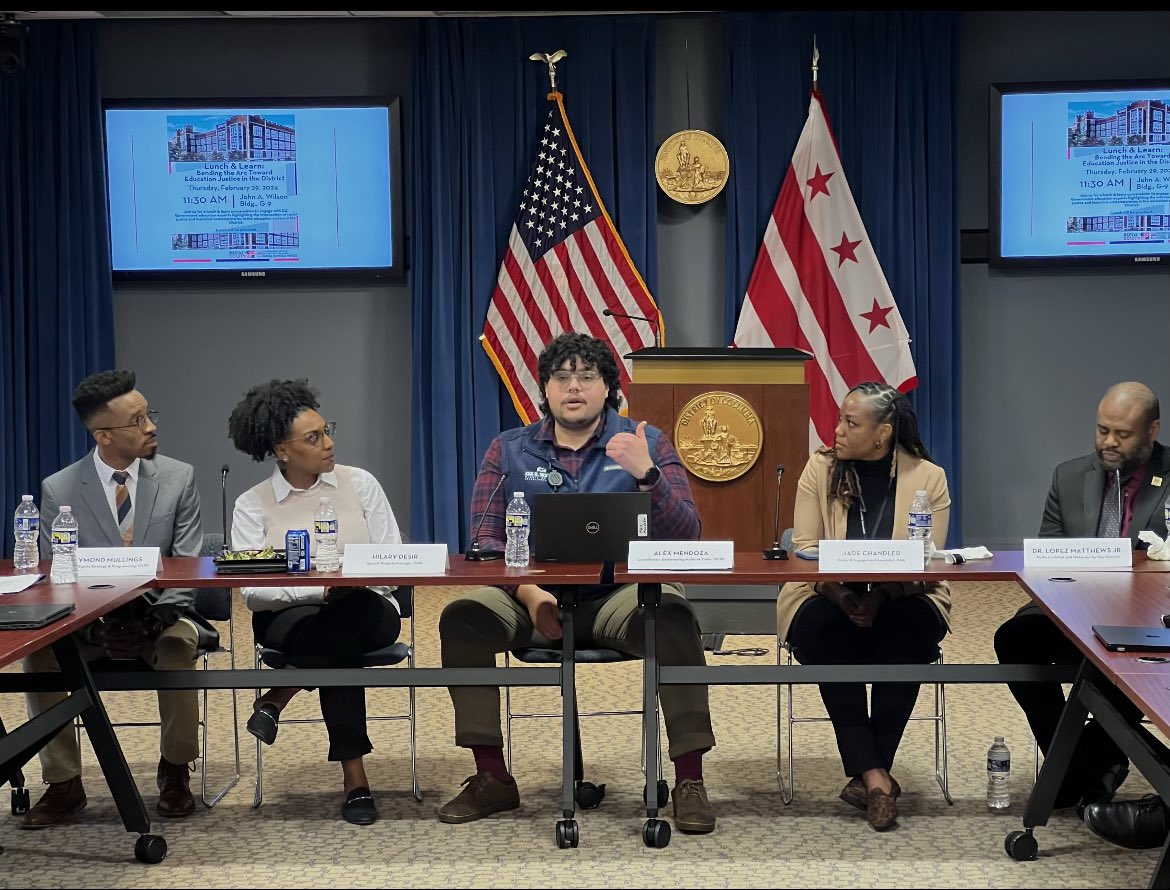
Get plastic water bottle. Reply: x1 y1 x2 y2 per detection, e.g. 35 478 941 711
505 492 531 568
908 489 934 567
49 506 79 584
987 736 1011 810
1164 496 1170 538
314 497 340 572
14 495 40 572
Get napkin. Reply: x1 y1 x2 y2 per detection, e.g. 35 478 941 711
1138 531 1170 560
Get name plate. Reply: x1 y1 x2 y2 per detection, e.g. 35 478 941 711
342 544 449 575
819 540 924 572
77 547 161 577
627 540 734 571
1023 538 1131 568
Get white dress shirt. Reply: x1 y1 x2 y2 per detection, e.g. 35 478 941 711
232 465 402 612
93 449 140 529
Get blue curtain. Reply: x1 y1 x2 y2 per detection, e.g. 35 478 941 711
0 22 115 557
410 15 658 551
723 11 962 544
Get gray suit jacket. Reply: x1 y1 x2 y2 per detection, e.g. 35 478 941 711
1039 441 1170 547
39 450 217 650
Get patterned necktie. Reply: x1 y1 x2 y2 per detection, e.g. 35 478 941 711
112 470 134 546
1098 471 1122 538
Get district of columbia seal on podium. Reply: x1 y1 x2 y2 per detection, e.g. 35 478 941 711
674 392 762 482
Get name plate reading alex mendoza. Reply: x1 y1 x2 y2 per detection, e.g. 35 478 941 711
77 547 161 577
818 540 924 572
626 541 734 572
1023 538 1131 569
341 544 449 575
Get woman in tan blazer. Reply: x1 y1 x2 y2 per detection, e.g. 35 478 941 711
778 382 951 831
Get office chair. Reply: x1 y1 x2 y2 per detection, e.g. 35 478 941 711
504 646 667 810
76 532 241 807
251 585 420 808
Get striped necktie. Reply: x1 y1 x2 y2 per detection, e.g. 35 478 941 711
112 470 134 546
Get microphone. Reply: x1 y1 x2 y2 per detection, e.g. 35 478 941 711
1115 467 1123 534
763 464 789 560
220 464 231 553
465 471 508 561
602 307 662 348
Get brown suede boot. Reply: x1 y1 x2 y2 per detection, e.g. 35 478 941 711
671 779 716 833
20 777 86 829
156 758 195 818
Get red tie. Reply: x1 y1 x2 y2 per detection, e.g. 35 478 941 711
112 471 134 546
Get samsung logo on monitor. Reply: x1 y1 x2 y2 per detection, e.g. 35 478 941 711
240 270 266 277
1134 256 1161 263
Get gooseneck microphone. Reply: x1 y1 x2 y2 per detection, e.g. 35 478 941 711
602 307 662 348
763 464 789 560
220 464 231 553
465 472 509 561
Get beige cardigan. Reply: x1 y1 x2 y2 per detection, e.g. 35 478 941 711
776 448 953 642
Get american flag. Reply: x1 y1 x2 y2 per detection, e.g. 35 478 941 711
733 90 917 451
482 92 661 424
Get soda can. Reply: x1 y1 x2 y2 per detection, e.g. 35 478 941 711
285 529 310 573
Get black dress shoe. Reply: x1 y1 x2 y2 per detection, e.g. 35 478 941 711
1077 762 1130 819
1083 794 1170 850
341 786 378 825
246 703 280 746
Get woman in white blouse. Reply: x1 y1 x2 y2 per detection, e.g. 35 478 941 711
228 378 402 826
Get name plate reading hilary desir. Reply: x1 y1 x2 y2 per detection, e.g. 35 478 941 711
342 544 449 575
1023 538 1131 568
818 540 924 572
626 541 734 571
77 547 161 577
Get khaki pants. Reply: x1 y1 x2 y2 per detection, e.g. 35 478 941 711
24 618 201 783
439 583 715 760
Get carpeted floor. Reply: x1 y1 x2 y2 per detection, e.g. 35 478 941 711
0 579 1160 888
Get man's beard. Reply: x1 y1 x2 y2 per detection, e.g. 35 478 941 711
1098 443 1152 477
555 408 603 432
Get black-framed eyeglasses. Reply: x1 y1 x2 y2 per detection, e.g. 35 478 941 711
96 409 159 432
288 420 336 448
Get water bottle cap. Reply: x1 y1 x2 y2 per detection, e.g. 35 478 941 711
21 495 32 501
513 492 524 499
915 490 927 497
994 735 1005 744
60 505 72 512
319 497 331 503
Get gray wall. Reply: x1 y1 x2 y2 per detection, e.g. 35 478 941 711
100 19 414 539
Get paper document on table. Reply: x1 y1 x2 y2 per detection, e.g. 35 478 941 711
931 546 994 565
0 574 46 594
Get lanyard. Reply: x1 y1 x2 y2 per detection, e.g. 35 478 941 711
859 481 893 539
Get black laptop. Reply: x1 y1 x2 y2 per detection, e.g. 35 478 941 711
1092 624 1170 653
531 492 651 563
0 602 76 630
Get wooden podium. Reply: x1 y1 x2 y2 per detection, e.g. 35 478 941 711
625 347 813 552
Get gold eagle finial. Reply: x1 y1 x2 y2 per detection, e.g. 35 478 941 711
529 49 568 91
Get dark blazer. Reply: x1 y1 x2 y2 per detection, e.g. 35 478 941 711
1039 441 1170 547
39 450 217 650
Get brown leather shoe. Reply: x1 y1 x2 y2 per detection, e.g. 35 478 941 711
841 775 901 811
437 772 520 824
866 786 899 831
20 777 86 829
671 779 716 833
156 758 196 818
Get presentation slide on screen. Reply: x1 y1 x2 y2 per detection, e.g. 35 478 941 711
105 106 394 271
999 88 1170 259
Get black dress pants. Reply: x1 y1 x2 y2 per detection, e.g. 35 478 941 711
787 594 947 778
252 588 402 762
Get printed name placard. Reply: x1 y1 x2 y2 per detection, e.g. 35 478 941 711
1023 538 1131 568
77 547 161 577
342 544 449 575
626 540 734 571
818 540 924 572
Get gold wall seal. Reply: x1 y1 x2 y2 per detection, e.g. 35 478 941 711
655 129 729 205
674 391 762 482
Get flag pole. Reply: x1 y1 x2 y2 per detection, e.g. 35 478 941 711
811 36 819 90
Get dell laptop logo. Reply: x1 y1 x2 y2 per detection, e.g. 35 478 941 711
585 521 600 535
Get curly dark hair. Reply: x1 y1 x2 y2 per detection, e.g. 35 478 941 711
228 379 320 462
72 370 136 427
536 332 623 416
825 381 931 508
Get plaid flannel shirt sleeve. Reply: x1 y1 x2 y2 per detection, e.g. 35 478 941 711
647 432 701 541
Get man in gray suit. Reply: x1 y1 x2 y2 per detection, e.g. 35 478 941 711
22 370 215 828
995 381 1170 847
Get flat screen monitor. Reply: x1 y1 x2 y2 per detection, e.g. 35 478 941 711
990 80 1170 268
103 97 404 280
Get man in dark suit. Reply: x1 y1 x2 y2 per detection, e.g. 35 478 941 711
21 370 215 828
995 381 1170 849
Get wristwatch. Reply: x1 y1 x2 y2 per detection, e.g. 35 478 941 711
636 465 661 487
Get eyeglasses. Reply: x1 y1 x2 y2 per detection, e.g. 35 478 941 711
549 370 602 387
96 409 159 432
287 420 336 448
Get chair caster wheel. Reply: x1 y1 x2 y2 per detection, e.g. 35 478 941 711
1004 829 1037 861
643 818 671 848
555 819 580 849
10 788 29 816
575 781 605 810
135 834 168 864
643 780 670 810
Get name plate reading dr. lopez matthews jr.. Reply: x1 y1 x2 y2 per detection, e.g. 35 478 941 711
77 547 161 577
342 544 449 575
818 540 924 572
626 540 734 571
1023 538 1131 569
